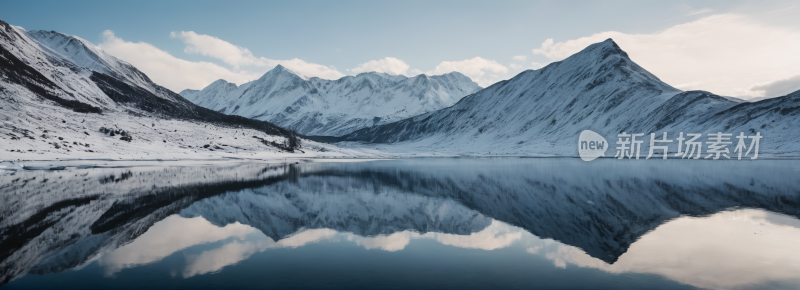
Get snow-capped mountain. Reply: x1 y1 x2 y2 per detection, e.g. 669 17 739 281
0 19 353 160
339 39 800 157
179 66 481 136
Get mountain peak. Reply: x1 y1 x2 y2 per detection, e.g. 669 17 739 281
203 79 238 91
442 71 468 78
179 88 199 95
268 64 308 80
209 79 234 86
28 30 101 55
541 37 667 88
590 38 630 60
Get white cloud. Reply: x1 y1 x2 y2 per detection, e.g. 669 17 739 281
98 30 263 92
183 240 270 278
537 209 800 290
428 57 508 87
170 31 265 68
686 7 713 16
345 220 521 252
531 14 800 98
181 228 337 278
511 61 547 71
349 232 413 252
270 58 345 80
349 57 410 75
275 228 338 248
428 220 521 250
749 74 800 99
171 31 345 80
98 215 258 277
512 55 527 62
99 30 345 92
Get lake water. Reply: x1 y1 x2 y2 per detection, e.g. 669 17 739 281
1 158 800 289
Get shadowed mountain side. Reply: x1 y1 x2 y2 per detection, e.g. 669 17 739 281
89 72 294 138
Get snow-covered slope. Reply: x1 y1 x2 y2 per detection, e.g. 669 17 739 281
178 79 237 107
339 39 800 157
0 19 363 160
180 66 481 136
25 30 159 95
0 20 114 109
340 39 685 152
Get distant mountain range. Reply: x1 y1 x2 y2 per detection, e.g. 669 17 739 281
338 39 800 157
180 66 481 136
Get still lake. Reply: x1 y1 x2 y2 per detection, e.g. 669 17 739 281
1 158 800 289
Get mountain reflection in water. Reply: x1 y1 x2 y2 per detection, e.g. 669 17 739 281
1 158 799 289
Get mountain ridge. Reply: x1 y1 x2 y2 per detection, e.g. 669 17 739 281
336 39 800 157
180 66 482 136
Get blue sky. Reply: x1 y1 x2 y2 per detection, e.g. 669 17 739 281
2 0 799 98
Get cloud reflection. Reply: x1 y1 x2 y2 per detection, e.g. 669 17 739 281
532 209 800 289
345 220 521 252
182 221 521 277
98 215 257 276
181 228 339 277
99 208 800 290
99 216 523 278
182 240 270 277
